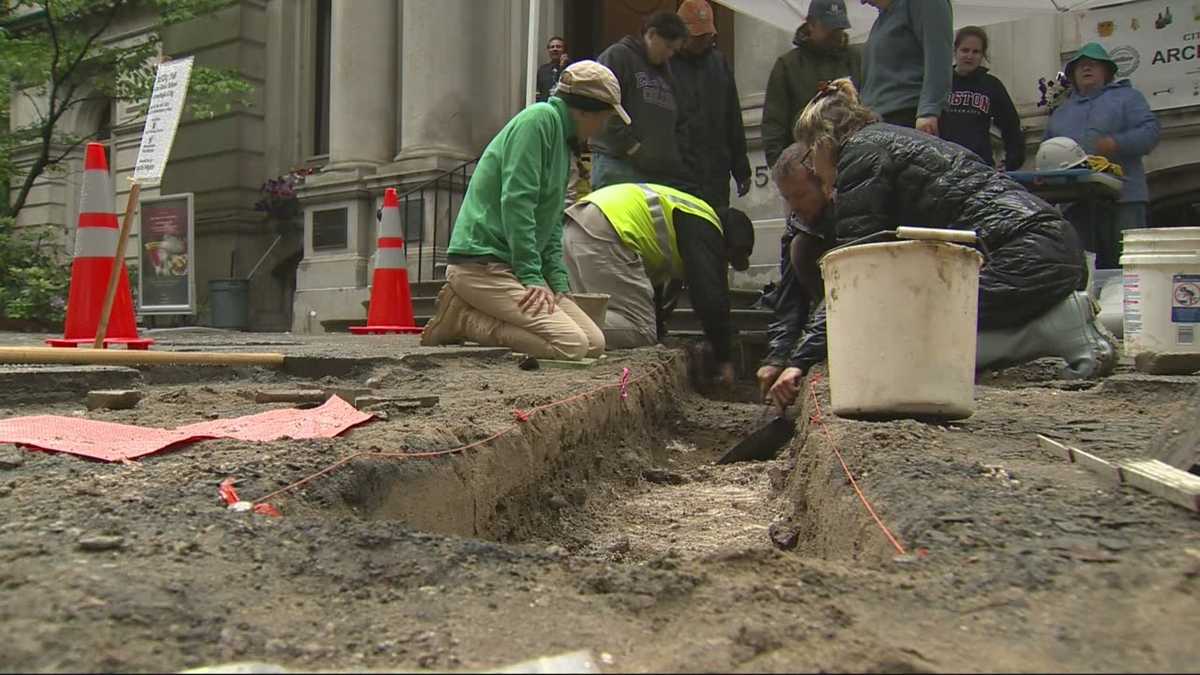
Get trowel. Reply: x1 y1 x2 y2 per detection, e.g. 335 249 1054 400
717 405 796 464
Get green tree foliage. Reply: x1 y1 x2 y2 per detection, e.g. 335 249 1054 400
0 0 252 322
1 0 254 218
0 217 71 324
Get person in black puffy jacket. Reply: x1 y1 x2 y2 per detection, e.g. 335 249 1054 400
759 79 1116 409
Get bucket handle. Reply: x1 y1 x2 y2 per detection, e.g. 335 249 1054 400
831 227 989 262
896 226 977 244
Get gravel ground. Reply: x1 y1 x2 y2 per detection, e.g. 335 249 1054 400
0 330 1197 672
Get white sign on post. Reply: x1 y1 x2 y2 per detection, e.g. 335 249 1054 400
133 56 195 184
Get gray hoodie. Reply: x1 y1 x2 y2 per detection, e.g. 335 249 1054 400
861 0 953 119
592 36 688 188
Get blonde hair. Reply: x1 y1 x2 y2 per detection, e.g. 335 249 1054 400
791 78 879 160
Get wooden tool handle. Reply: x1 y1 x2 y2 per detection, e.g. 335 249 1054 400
896 226 978 244
93 182 142 349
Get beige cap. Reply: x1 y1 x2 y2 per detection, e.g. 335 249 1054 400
553 60 631 125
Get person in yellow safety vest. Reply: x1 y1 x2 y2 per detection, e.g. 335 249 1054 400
563 182 755 385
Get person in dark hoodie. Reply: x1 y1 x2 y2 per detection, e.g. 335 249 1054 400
592 11 690 192
939 26 1025 170
670 0 751 210
762 0 860 169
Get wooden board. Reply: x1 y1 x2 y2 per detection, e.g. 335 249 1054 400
1119 459 1200 513
1036 435 1124 487
1037 435 1200 512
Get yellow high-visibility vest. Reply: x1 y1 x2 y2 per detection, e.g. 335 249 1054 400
579 183 721 284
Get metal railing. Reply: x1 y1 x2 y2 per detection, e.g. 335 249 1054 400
395 158 478 283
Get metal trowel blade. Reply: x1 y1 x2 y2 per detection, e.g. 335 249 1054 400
717 415 796 464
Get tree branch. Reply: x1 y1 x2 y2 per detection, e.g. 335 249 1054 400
44 0 61 84
11 0 126 219
19 88 47 125
59 0 128 86
49 129 104 166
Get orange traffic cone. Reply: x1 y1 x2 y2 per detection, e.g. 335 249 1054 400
48 143 154 349
350 187 420 335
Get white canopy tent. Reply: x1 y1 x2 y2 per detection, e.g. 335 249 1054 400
711 0 1140 42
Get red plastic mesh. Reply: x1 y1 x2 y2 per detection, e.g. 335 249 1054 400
0 396 372 462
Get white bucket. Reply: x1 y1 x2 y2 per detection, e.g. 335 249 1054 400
1120 227 1200 357
820 240 983 420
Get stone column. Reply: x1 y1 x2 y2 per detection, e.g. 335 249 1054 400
394 0 477 164
325 0 397 173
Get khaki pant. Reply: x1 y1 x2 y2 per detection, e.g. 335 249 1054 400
445 263 604 360
562 201 658 349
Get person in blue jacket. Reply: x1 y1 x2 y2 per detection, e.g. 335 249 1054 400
1044 42 1160 267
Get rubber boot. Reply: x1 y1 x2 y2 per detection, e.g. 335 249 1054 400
419 284 467 346
977 291 1117 379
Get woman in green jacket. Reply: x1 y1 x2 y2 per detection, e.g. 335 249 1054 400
421 61 628 360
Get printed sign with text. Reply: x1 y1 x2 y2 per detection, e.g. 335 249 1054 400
1076 0 1200 111
133 56 195 184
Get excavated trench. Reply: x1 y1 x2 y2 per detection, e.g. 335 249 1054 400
297 351 894 567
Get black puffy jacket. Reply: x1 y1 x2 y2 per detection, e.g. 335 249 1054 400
785 123 1085 371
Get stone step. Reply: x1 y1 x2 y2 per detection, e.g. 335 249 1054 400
664 308 774 333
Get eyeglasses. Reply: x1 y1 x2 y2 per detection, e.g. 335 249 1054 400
799 145 814 171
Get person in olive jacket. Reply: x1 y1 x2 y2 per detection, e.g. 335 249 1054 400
592 12 690 192
762 0 861 169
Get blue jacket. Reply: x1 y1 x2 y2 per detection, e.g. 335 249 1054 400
1044 79 1160 203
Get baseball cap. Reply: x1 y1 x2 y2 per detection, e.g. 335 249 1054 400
807 0 851 30
718 207 755 271
678 0 717 36
554 60 631 125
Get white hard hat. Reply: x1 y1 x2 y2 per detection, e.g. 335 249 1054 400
1036 137 1088 171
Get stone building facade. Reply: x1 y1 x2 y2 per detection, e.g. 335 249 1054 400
9 0 1199 333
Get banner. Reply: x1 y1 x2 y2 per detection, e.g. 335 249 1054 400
1075 0 1200 111
138 193 195 314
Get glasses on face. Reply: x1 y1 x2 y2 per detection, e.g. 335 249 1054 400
798 145 814 171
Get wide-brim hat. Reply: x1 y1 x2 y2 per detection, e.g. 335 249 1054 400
1064 42 1118 80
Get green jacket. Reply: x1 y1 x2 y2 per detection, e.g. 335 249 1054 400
762 27 862 168
447 97 575 292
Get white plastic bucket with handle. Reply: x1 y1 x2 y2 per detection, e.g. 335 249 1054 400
819 228 984 421
1120 227 1200 357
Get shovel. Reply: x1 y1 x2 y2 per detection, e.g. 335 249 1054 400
717 404 796 464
